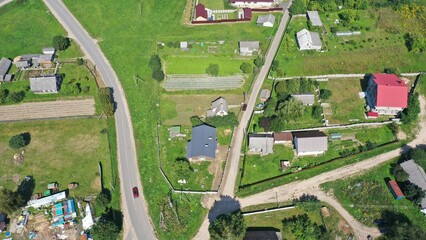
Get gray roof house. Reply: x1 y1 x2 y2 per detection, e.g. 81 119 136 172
307 11 323 27
400 160 426 208
42 47 56 55
296 29 322 51
292 93 315 105
186 125 217 160
239 41 260 56
207 97 229 117
257 14 276 27
29 75 60 94
260 89 271 102
293 130 328 156
248 133 274 155
15 60 30 69
0 57 12 81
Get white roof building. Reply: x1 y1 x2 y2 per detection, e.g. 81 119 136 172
296 29 322 51
27 191 66 208
257 14 276 27
207 97 229 117
239 41 260 56
307 11 323 27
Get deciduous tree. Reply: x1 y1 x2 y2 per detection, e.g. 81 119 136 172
209 211 246 240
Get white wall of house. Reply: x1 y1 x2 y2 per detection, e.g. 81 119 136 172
231 2 275 8
297 151 325 156
373 107 404 115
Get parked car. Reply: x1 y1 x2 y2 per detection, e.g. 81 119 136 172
132 187 139 198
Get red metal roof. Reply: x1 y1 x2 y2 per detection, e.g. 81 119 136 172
388 180 404 198
372 74 408 108
195 4 208 20
274 132 293 142
243 8 252 19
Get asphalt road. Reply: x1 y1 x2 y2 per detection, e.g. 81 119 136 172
220 0 293 196
42 0 156 239
0 0 13 8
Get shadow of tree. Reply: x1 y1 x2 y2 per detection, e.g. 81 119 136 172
16 175 35 203
208 195 241 223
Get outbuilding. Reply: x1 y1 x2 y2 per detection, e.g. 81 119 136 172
293 130 328 156
296 29 322 51
291 93 315 105
257 14 276 27
29 75 61 94
248 133 274 155
239 41 260 56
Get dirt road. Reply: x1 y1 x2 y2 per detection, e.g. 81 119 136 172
239 96 426 239
0 98 95 121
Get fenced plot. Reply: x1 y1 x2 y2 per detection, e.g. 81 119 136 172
164 74 244 91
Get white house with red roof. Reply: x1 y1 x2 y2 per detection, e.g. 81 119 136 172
366 74 408 115
229 0 278 8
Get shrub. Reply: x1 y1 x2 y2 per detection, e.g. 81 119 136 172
61 83 81 95
206 64 219 76
311 105 323 119
6 91 25 103
52 36 70 51
319 89 332 99
239 62 252 74
9 133 29 149
76 58 85 66
253 57 264 68
292 194 321 212
152 69 165 81
190 116 204 127
401 93 420 125
209 211 245 240
205 112 238 128
98 87 115 117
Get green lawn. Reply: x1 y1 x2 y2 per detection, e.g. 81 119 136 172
241 145 294 185
275 9 426 76
0 0 82 59
0 118 113 197
244 202 353 239
321 161 426 230
198 0 226 10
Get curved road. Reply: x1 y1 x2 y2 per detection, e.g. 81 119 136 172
43 0 156 239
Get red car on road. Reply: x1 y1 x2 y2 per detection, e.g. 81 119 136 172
132 187 139 198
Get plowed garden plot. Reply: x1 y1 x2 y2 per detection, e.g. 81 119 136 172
163 74 244 91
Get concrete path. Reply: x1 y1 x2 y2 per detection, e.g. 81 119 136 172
0 98 95 121
42 0 156 239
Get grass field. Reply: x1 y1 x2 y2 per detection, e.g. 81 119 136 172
243 202 353 239
61 0 284 237
0 118 112 197
321 161 426 230
276 9 426 76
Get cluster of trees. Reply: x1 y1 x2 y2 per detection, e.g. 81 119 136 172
379 210 426 240
401 93 420 124
283 214 329 239
98 87 115 117
9 132 31 149
275 78 316 98
0 189 25 214
289 0 370 15
148 55 165 81
209 211 246 240
405 33 426 53
52 35 70 51
61 82 81 95
94 191 111 216
0 89 25 104
91 189 121 239
174 157 194 181
206 64 219 76
190 112 238 128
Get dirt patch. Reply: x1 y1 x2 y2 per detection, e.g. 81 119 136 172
91 175 102 191
321 206 330 217
338 219 353 235
12 174 21 184
224 128 232 136
396 129 407 141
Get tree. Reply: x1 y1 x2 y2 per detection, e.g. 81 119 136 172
278 98 305 121
286 79 300 94
403 183 425 205
91 218 120 240
381 221 426 240
401 93 420 124
269 114 286 132
319 89 332 99
9 134 27 149
275 81 288 96
365 141 376 150
209 211 246 240
152 68 165 81
311 105 323 119
52 35 70 51
148 55 162 70
98 87 115 117
283 214 326 240
292 194 321 212
61 83 81 95
206 64 219 76
240 62 252 73
393 164 409 182
0 189 24 214
289 0 306 15
76 58 85 66
253 57 264 68
174 158 193 181
95 192 111 215
405 33 426 53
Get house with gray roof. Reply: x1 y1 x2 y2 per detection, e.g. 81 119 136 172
248 133 274 155
260 89 271 102
0 57 12 82
29 75 60 94
207 97 229 117
239 41 260 56
257 14 276 27
186 125 217 160
292 93 315 105
293 130 328 156
296 29 322 51
400 159 426 209
307 11 323 27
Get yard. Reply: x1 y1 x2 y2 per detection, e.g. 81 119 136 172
243 202 354 239
321 161 426 231
275 8 426 76
0 118 114 197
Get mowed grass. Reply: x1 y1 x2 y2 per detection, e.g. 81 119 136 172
0 0 82 59
276 10 426 76
321 161 426 229
198 0 225 9
0 118 112 197
241 145 294 185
